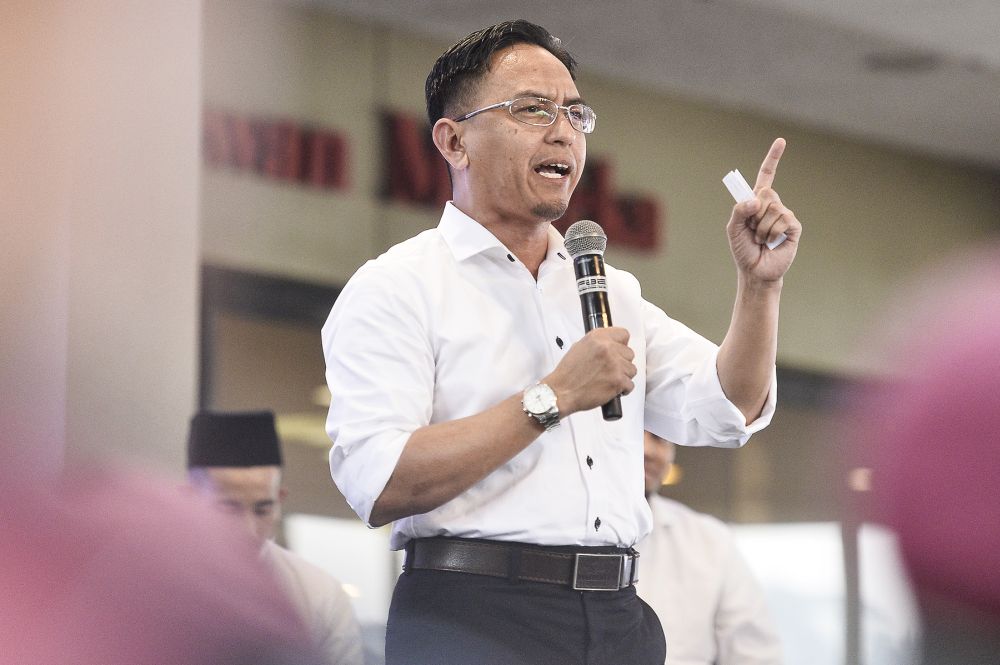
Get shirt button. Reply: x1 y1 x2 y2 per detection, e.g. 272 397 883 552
586 455 593 469
594 517 602 531
555 336 564 349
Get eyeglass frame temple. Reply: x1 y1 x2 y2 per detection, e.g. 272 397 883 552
453 100 515 123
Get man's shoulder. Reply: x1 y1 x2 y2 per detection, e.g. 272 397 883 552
384 226 446 259
598 261 644 305
265 541 342 585
263 543 363 661
334 227 450 307
603 261 640 286
348 228 448 288
651 495 733 540
361 227 446 275
264 542 360 613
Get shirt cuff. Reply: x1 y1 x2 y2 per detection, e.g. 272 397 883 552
646 348 776 448
686 350 776 445
328 428 412 527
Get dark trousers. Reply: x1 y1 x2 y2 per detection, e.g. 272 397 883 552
385 568 666 665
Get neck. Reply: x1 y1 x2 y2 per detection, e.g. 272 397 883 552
451 198 552 278
488 221 550 278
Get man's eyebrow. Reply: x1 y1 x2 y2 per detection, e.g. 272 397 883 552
516 90 587 106
252 499 276 507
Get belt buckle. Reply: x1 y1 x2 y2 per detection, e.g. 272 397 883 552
572 553 623 591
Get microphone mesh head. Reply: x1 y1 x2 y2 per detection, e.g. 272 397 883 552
564 220 607 258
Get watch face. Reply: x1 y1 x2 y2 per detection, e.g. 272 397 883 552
525 384 556 413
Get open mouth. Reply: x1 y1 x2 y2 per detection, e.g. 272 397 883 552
534 162 571 179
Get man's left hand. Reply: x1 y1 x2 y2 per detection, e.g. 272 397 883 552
726 138 802 282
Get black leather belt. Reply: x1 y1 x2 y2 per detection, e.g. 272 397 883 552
404 537 639 592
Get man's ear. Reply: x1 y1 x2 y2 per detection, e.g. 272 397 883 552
432 118 470 171
278 487 288 503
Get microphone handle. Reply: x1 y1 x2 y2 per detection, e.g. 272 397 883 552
574 254 623 421
601 394 623 421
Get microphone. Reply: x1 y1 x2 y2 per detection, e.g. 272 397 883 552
564 220 622 421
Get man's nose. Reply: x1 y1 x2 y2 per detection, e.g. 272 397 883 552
546 108 576 144
238 510 259 538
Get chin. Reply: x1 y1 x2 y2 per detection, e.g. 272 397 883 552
531 199 569 222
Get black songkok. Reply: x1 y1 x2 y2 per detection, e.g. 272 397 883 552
186 411 283 468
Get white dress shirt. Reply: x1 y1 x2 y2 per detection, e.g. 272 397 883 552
262 540 365 665
637 495 784 665
322 202 775 550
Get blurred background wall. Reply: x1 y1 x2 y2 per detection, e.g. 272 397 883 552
2 1 201 473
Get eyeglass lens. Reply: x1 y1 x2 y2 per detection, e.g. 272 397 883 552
508 97 596 133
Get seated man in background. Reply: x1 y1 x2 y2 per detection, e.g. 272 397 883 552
187 410 365 665
637 431 783 665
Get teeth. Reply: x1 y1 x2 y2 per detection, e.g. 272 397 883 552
536 162 570 178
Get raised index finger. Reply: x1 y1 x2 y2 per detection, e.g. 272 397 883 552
754 137 786 190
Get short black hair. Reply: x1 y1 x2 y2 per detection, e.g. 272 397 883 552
425 19 578 126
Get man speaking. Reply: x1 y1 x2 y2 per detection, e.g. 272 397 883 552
322 19 800 665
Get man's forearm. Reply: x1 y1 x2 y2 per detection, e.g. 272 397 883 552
716 277 781 423
368 393 546 526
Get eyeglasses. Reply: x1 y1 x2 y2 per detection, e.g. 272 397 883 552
453 96 597 134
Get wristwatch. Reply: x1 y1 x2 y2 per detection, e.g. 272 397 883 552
522 383 561 432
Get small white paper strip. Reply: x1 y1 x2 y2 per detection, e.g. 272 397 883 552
722 169 787 250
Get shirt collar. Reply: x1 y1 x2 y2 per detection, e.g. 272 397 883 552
438 202 571 267
543 223 571 265
438 202 506 261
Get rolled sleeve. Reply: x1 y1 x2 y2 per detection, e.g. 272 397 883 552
642 300 776 448
678 348 776 446
322 264 434 525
